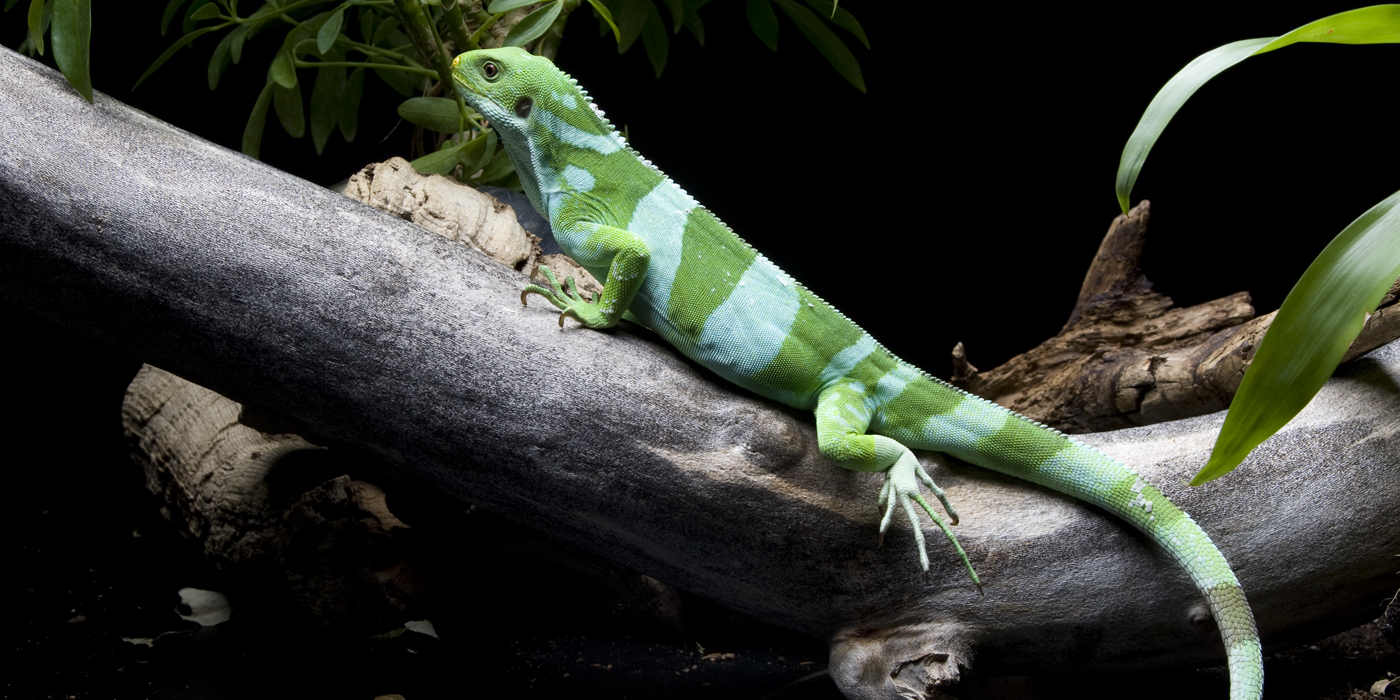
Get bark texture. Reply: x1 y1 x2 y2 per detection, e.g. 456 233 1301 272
5 48 1400 700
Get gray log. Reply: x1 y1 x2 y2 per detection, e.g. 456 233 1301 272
4 47 1399 699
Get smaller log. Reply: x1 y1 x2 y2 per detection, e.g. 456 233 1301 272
951 201 1400 432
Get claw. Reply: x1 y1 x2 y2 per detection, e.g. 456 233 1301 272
882 450 982 591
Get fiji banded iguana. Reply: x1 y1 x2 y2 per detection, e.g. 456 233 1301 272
449 46 1263 700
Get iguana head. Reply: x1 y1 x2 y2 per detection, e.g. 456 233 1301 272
451 47 624 215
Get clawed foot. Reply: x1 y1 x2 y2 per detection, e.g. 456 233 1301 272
521 265 611 328
878 450 982 594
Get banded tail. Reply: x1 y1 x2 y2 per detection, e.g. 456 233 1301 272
874 373 1263 700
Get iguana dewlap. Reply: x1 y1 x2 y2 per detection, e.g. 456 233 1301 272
451 47 1263 700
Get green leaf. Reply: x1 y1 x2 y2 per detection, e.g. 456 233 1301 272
229 22 250 63
1116 5 1400 213
397 96 464 133
358 6 376 43
310 54 346 154
486 0 540 12
658 0 681 32
680 5 703 44
456 128 497 177
270 47 297 87
503 0 562 48
339 67 364 142
242 80 275 159
370 14 398 46
616 0 648 53
51 0 93 102
773 0 862 91
477 146 515 182
801 0 865 48
133 25 222 89
208 27 234 89
586 0 620 42
273 82 304 138
27 0 47 56
183 0 212 36
746 0 777 51
189 1 220 20
640 2 668 77
409 138 471 175
160 0 188 35
1193 190 1400 484
318 6 345 54
5 0 25 12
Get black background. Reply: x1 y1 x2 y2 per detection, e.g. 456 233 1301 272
4 2 1398 698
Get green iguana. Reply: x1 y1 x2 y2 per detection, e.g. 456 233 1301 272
450 47 1264 699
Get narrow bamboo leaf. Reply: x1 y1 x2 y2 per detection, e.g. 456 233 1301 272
486 0 539 12
242 80 275 159
310 51 345 154
370 15 398 46
410 138 470 175
746 0 777 51
1115 6 1400 213
270 47 297 87
640 2 668 77
478 146 515 182
318 6 345 54
208 28 235 89
397 96 463 133
657 0 681 32
27 0 46 55
681 7 703 45
358 7 376 44
616 0 648 53
773 0 862 92
1114 38 1271 213
273 82 305 138
133 25 222 89
801 0 865 48
189 2 220 20
51 0 93 102
229 22 250 63
586 0 620 42
339 67 364 142
183 0 211 36
1194 190 1400 484
161 0 188 35
503 0 562 48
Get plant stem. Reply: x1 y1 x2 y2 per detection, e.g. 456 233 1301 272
293 59 439 77
391 0 457 97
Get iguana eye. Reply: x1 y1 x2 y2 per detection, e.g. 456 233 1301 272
515 96 533 119
483 61 499 81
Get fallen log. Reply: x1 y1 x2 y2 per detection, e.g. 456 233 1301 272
5 46 1400 699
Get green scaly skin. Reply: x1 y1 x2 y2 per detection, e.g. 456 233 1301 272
451 47 1263 699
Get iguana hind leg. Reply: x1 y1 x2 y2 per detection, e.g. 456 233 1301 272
815 383 980 591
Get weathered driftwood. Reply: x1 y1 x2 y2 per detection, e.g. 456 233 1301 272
6 47 1400 700
951 201 1400 432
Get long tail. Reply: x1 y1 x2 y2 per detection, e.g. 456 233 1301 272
897 381 1263 700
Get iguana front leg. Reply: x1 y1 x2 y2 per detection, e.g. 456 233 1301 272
522 224 649 329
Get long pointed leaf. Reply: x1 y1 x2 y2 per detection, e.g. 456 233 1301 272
1116 6 1400 213
397 96 463 133
160 0 187 35
27 0 47 55
318 6 345 54
746 0 777 51
339 67 365 142
273 82 305 138
134 25 222 89
1194 190 1400 484
502 0 563 48
615 0 648 53
242 81 275 159
51 0 93 102
409 138 471 175
310 51 345 154
586 0 620 42
801 0 865 48
207 28 234 90
640 1 668 77
773 0 863 92
486 0 539 12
